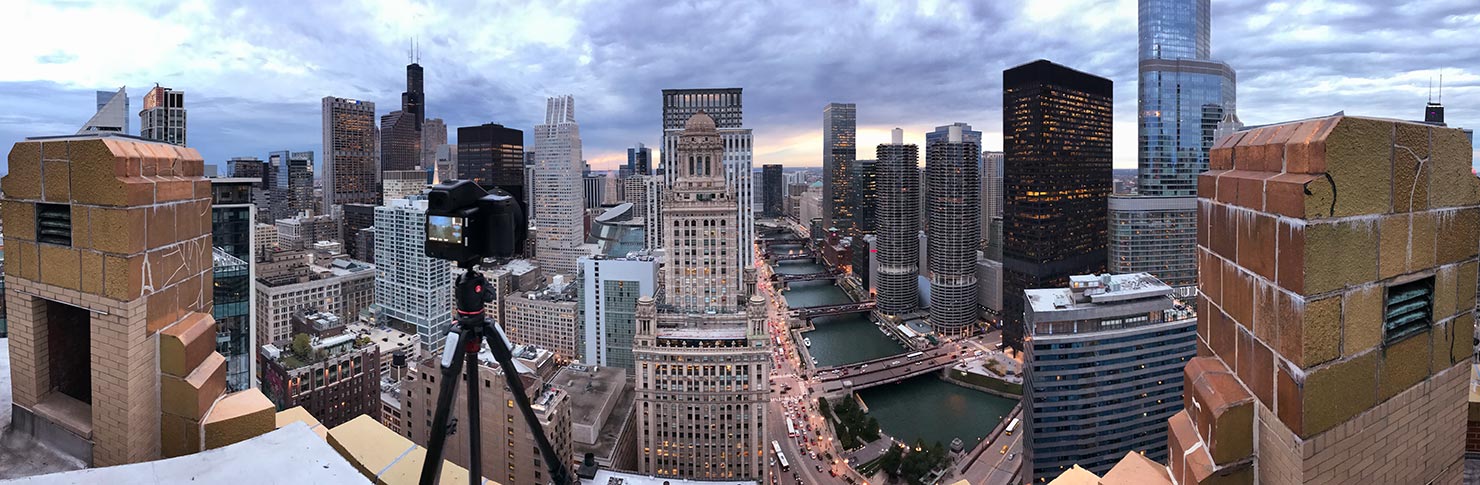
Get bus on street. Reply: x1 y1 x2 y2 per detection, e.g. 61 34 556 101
772 441 790 471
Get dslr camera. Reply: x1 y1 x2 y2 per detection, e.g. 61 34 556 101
424 180 526 264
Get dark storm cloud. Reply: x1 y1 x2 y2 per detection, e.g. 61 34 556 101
1 0 1475 173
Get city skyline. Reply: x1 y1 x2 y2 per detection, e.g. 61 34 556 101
2 0 1475 173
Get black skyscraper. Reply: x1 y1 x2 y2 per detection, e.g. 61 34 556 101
457 123 527 213
381 63 426 172
762 164 784 217
1001 60 1114 349
850 159 877 236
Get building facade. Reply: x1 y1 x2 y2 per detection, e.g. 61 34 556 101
457 123 527 215
254 255 375 349
1001 60 1114 349
258 310 382 428
627 142 652 176
1107 195 1198 289
139 85 186 145
381 169 427 202
210 178 258 391
433 143 457 183
632 112 770 481
657 88 754 270
275 213 337 250
422 117 446 170
1022 273 1196 480
579 255 660 372
823 103 857 235
584 172 607 209
340 203 377 262
266 150 314 221
875 129 921 316
849 159 877 237
373 198 453 353
322 96 379 208
982 150 1004 240
504 281 581 362
926 125 982 336
762 164 784 217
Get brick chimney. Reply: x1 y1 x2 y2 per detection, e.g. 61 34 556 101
1 134 272 466
1174 115 1476 484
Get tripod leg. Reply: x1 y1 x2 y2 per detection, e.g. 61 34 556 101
463 330 482 485
419 330 469 485
481 320 572 485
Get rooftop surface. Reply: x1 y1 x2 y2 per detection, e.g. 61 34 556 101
589 469 756 485
2 423 368 484
553 366 628 430
0 338 87 479
1026 273 1173 314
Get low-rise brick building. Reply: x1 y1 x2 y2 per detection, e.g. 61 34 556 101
259 310 382 428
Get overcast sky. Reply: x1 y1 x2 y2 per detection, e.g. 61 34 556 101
1 0 1476 172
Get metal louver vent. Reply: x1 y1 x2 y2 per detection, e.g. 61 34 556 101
36 203 72 247
1384 277 1433 342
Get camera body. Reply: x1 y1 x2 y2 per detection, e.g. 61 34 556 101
424 180 527 264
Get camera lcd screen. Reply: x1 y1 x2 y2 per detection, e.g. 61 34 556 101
427 215 465 244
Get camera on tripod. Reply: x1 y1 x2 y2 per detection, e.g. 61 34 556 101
424 180 527 264
417 180 570 485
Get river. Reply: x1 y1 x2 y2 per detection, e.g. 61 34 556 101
858 375 1018 448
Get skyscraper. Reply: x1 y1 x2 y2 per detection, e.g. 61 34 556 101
875 129 921 316
923 123 982 233
849 159 877 236
823 103 857 235
657 88 754 268
322 96 379 209
79 87 128 134
374 198 453 353
421 117 446 170
532 95 586 277
633 112 769 480
456 123 526 213
982 150 1004 240
1109 0 1236 289
626 142 652 176
926 125 981 336
266 150 314 221
433 143 456 183
762 164 784 217
139 85 186 146
380 62 425 172
1001 60 1113 349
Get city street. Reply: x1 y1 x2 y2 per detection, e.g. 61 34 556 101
758 247 854 485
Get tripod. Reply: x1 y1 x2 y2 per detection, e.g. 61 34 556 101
418 263 572 485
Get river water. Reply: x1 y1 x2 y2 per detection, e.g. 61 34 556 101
776 258 905 367
858 375 1018 448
